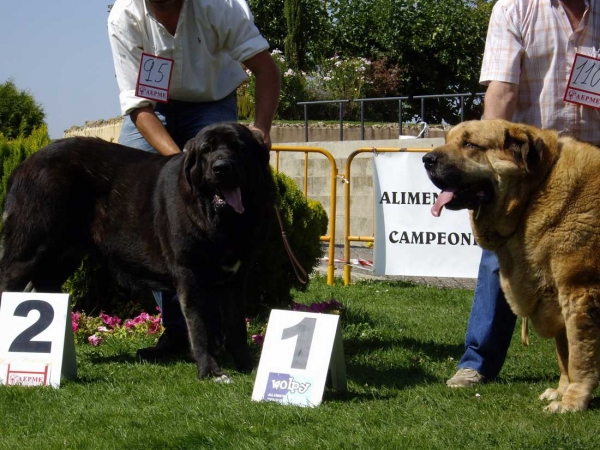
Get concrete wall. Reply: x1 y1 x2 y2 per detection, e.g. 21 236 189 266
64 118 446 243
63 117 448 142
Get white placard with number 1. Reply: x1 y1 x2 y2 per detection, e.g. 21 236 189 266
0 292 77 388
252 309 346 407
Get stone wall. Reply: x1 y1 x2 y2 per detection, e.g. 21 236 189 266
63 117 447 143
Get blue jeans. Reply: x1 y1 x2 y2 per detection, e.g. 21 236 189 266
118 93 238 333
457 249 517 378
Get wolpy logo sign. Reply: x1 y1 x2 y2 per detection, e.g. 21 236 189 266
263 372 313 403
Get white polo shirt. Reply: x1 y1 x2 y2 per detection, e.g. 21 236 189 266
108 0 270 115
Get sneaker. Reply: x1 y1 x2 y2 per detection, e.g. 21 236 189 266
446 368 485 388
137 329 191 361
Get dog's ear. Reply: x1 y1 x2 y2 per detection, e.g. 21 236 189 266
523 135 546 174
503 127 545 174
184 149 200 193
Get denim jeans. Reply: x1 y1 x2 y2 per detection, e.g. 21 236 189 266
118 92 238 332
457 249 517 378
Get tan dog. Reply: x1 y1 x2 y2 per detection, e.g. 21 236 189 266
423 119 600 413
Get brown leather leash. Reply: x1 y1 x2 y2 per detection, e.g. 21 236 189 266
274 206 309 285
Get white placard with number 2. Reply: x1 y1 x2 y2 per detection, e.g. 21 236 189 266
0 292 77 388
252 309 346 407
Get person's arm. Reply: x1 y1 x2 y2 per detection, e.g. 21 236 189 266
242 50 281 148
130 106 181 155
482 81 519 121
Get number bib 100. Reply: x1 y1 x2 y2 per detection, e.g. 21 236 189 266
0 292 77 388
564 53 600 109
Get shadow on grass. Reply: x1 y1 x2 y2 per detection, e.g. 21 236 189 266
341 335 463 390
338 303 464 389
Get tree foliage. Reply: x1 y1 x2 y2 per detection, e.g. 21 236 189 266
283 0 306 70
249 0 494 123
0 80 46 140
328 0 493 122
247 0 333 70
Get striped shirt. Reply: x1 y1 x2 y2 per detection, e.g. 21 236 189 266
480 0 600 144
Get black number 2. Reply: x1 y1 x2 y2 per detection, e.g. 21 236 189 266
281 317 316 370
8 300 54 353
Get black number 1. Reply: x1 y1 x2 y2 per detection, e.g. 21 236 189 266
8 300 54 353
281 317 316 369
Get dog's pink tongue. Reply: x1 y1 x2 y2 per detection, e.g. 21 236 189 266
222 188 244 214
431 190 455 217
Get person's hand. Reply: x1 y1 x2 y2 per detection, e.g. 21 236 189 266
249 124 272 149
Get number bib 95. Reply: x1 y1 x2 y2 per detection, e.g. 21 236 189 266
135 53 174 103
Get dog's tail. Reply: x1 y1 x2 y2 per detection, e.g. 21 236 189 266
521 316 530 346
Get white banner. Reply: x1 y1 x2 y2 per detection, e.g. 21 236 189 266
373 152 480 278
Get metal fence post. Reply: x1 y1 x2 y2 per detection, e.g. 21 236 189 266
360 101 365 140
398 100 403 136
339 102 344 141
304 104 308 142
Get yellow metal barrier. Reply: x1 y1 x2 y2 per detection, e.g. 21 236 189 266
343 147 429 286
271 145 340 285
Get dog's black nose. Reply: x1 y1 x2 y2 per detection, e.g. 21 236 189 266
212 159 232 175
422 152 438 169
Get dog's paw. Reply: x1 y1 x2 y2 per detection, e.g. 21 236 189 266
543 399 587 413
213 374 233 384
539 388 562 401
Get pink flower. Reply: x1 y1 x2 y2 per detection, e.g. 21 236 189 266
292 299 343 313
132 312 151 324
97 326 111 333
309 302 328 313
100 312 122 328
252 334 265 345
328 298 342 309
72 321 79 333
292 302 308 312
88 335 102 346
146 320 162 335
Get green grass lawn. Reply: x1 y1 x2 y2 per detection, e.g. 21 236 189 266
1 276 599 449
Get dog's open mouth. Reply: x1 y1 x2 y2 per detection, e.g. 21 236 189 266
431 182 494 217
213 187 244 214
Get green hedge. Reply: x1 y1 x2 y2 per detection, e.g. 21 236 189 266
247 170 328 314
0 126 51 222
0 133 327 316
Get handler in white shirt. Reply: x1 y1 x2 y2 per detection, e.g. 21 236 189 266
108 0 281 154
107 0 281 360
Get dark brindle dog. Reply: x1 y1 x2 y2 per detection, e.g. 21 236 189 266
0 122 276 380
